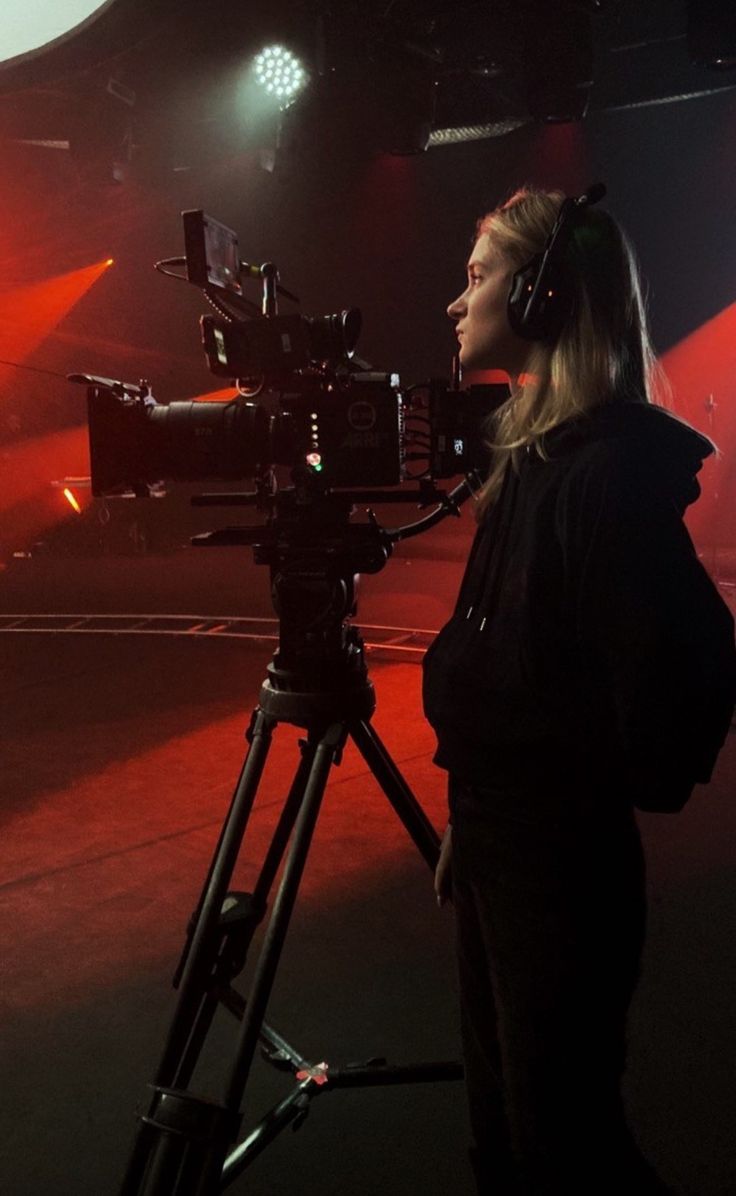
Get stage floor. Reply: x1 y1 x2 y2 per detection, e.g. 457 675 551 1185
1 593 735 1194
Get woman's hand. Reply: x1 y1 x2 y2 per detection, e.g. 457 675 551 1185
434 823 453 908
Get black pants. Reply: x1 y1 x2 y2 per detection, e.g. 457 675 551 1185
450 776 671 1195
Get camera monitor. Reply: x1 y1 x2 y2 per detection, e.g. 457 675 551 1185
183 209 242 295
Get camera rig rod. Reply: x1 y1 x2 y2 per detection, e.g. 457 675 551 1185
190 472 482 549
384 472 482 542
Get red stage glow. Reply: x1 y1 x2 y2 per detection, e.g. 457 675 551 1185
1 668 444 1007
0 260 113 354
660 302 736 554
0 260 113 398
2 425 89 510
461 369 518 386
193 387 240 402
518 122 591 192
0 424 90 559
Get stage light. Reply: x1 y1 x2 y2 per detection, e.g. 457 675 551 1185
253 45 307 107
0 426 90 559
1 1 115 69
63 488 83 515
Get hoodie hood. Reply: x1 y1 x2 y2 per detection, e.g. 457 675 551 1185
540 401 714 514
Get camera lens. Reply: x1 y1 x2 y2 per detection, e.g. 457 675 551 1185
306 308 362 362
151 399 271 480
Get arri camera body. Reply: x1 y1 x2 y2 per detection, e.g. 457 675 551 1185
73 208 508 503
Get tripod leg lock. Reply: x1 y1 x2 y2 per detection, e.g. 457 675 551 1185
244 707 275 746
132 1086 242 1195
140 1085 241 1140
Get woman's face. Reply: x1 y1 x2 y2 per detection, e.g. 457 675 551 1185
447 234 530 378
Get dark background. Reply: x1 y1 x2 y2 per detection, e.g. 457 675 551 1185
1 4 736 1194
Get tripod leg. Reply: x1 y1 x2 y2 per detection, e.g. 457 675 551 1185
119 720 346 1196
120 710 278 1196
350 719 440 870
223 720 345 1110
154 707 275 1088
172 736 320 1090
172 709 273 990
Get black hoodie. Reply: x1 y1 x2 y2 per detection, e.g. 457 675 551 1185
422 400 736 812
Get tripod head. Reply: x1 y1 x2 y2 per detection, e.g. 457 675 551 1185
189 469 480 717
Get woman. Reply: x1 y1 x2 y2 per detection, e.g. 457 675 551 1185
422 187 736 1195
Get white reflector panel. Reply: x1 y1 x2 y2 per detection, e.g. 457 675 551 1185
2 1 116 68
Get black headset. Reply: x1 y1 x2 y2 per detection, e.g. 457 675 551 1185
506 182 607 343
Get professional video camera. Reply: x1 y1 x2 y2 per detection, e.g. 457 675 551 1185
73 214 511 1196
70 208 508 501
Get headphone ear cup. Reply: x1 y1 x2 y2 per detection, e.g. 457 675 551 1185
508 255 572 343
507 259 541 338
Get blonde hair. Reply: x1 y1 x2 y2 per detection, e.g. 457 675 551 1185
474 186 671 516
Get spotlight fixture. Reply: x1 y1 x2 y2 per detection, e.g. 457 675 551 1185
254 45 307 107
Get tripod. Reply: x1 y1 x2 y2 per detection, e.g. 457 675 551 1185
118 528 464 1195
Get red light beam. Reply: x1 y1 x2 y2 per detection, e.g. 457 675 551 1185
0 261 113 396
